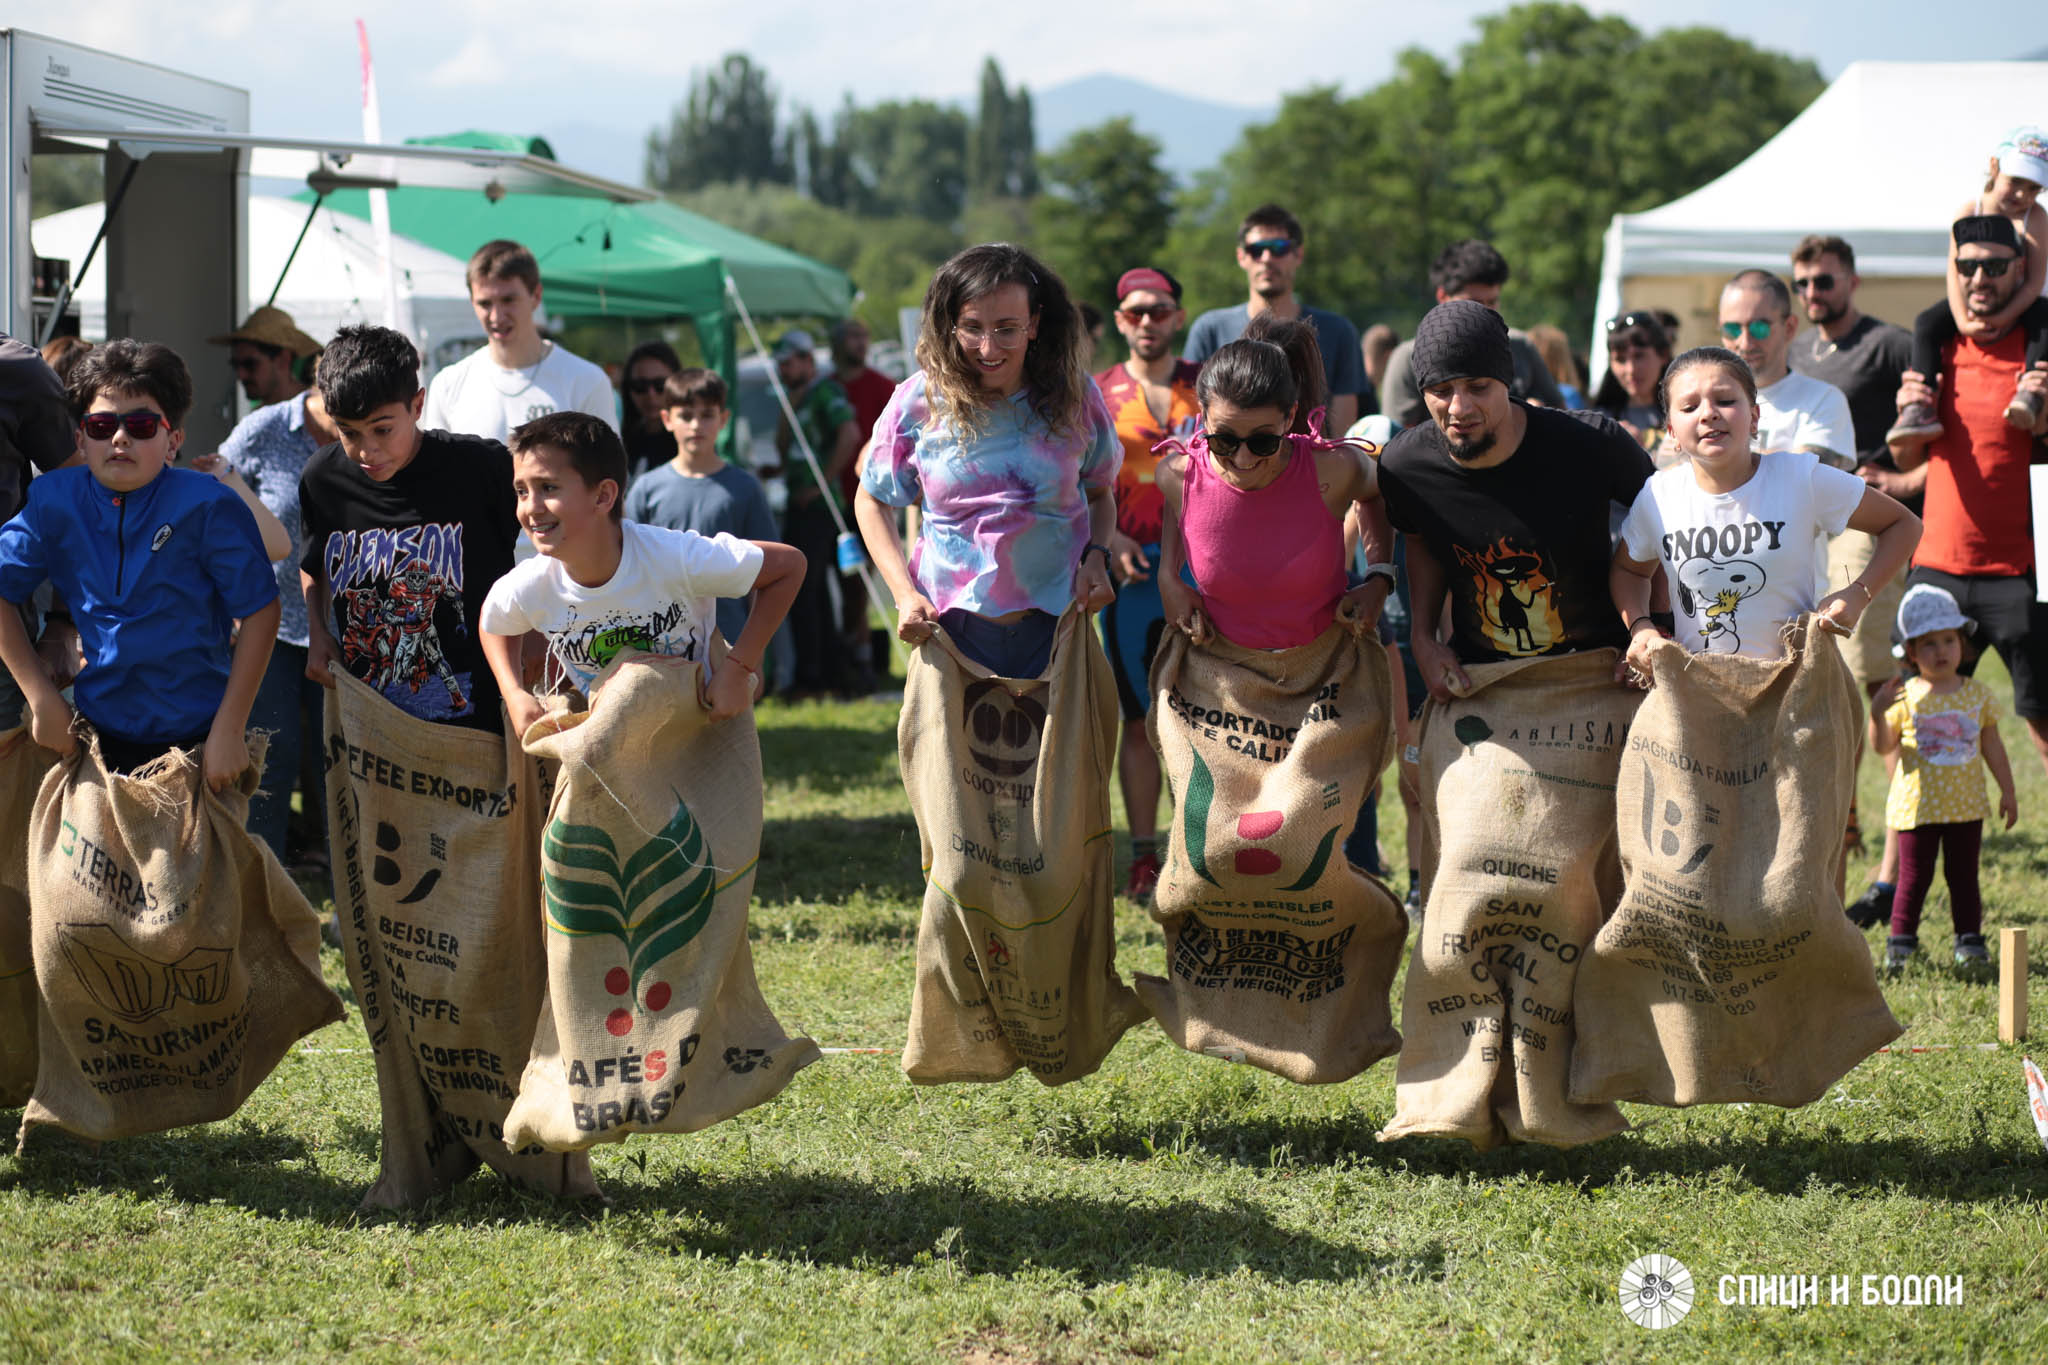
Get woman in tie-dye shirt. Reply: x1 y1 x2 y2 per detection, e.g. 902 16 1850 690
855 243 1120 678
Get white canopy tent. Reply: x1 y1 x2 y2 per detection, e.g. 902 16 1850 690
1592 61 2048 384
33 193 478 359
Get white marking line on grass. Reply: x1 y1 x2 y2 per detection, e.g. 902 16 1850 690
1872 1045 2001 1054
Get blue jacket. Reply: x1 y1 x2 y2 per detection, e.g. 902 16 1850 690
0 465 277 743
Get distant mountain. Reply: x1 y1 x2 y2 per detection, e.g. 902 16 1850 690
1014 74 1272 180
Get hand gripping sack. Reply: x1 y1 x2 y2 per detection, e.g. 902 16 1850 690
1380 649 1640 1150
1570 619 1902 1106
1139 625 1406 1082
2 731 59 1106
19 733 342 1146
506 652 820 1151
899 609 1148 1085
326 670 598 1207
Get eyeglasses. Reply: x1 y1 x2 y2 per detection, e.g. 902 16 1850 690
1242 238 1295 260
1792 273 1836 293
1720 319 1776 341
83 410 169 441
1118 304 1177 323
955 324 1030 350
1957 257 2015 278
627 376 671 394
1204 428 1286 459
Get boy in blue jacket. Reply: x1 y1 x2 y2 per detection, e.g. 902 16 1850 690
0 340 279 787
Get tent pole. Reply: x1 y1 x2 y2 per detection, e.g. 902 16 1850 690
39 159 141 348
268 191 328 307
722 272 905 673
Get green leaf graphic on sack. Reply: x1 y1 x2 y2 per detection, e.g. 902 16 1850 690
542 795 717 999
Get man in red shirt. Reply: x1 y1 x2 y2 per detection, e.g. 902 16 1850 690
1096 267 1202 902
832 318 897 693
1892 215 2048 770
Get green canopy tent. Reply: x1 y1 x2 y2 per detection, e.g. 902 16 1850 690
311 131 854 438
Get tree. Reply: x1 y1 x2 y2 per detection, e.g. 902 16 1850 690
1034 118 1175 314
645 53 790 193
969 58 1037 201
838 101 970 222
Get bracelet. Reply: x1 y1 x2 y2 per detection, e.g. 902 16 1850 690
1849 580 1873 602
1627 616 1661 635
1361 562 1397 586
726 655 759 677
1083 542 1111 569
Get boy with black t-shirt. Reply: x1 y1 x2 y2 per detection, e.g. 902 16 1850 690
300 326 519 730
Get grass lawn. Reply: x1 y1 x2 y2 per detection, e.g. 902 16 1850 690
4 652 2045 1363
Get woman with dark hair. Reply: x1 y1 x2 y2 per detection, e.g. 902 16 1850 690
619 339 682 478
854 242 1118 675
1593 312 1673 452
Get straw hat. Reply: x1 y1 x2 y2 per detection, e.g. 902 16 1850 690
207 305 323 357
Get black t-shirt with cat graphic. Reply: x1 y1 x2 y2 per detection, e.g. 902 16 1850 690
1380 404 1652 663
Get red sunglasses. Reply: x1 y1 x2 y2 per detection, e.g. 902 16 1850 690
83 410 170 441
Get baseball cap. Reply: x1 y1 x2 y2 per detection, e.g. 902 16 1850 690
1997 125 2048 190
1894 583 1974 646
1115 267 1181 303
772 329 816 361
207 305 322 357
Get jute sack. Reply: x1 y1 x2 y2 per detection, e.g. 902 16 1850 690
900 608 1147 1085
326 669 598 1207
1 730 58 1106
1380 649 1639 1150
19 732 341 1146
506 650 820 1151
1571 619 1902 1106
1138 625 1406 1083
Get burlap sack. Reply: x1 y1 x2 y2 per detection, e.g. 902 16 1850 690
1570 619 1902 1107
326 669 598 1207
19 732 342 1146
506 651 819 1150
1138 625 1406 1082
899 609 1147 1085
1 730 58 1106
1380 649 1640 1150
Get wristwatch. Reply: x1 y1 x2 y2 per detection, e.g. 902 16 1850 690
1360 562 1397 587
1083 543 1112 569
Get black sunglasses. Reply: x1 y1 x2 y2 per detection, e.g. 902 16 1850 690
1242 238 1295 260
83 410 169 441
1205 428 1286 459
627 376 671 394
1957 257 2014 278
1792 273 1836 293
1606 311 1662 332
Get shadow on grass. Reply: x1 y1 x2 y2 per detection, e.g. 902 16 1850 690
757 813 923 905
759 722 900 798
614 1168 1419 1283
1045 1108 2048 1203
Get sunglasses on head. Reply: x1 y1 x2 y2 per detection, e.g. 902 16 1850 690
1720 319 1776 341
1957 256 2015 278
1205 428 1286 459
1606 311 1662 332
1792 272 1836 293
83 410 169 441
627 376 671 394
1118 303 1177 323
1242 238 1295 260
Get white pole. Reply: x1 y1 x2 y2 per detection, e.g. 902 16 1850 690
357 22 416 346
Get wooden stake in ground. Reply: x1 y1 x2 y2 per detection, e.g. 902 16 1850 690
2001 927 2029 1043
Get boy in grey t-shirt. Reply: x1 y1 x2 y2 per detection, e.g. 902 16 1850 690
620 368 777 652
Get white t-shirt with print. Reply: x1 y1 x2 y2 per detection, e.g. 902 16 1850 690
1755 370 1853 467
1620 451 1866 658
480 520 763 694
423 340 618 444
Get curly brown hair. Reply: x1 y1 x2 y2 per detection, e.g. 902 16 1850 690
913 243 1088 442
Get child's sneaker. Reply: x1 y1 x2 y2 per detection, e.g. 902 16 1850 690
1123 849 1161 904
1886 402 1944 445
1884 934 1919 972
1953 932 1990 964
2006 385 2043 431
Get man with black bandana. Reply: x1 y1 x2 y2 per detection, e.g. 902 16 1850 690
1377 300 1655 699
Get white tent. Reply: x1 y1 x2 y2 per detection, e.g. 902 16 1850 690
33 193 477 358
1592 61 2048 382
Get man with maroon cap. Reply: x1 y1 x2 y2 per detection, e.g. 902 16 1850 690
1096 266 1202 901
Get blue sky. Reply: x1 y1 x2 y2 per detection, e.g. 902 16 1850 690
9 0 2042 183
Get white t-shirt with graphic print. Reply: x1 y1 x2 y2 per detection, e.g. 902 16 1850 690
1620 450 1866 659
480 520 762 694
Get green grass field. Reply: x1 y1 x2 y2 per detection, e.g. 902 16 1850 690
4 654 2045 1363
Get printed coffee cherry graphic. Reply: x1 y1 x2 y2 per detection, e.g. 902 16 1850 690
371 821 443 904
962 680 1046 777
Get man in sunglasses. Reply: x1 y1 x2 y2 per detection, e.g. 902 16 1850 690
208 306 321 408
1889 216 2048 780
1379 239 1564 429
1184 203 1371 434
1718 269 1852 467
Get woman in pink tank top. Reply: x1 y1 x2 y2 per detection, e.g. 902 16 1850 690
1157 318 1394 648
